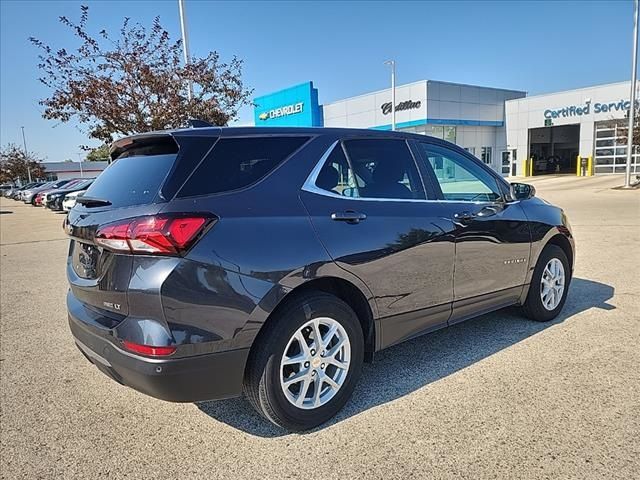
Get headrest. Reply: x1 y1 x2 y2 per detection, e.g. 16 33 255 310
372 161 404 183
316 165 340 191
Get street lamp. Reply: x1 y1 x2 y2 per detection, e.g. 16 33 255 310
21 126 32 183
624 0 639 188
384 60 396 131
76 153 84 178
178 0 194 101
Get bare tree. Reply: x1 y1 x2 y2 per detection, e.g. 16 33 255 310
30 5 253 144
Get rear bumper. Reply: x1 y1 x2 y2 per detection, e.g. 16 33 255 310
68 301 249 403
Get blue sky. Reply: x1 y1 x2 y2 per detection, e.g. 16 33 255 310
0 0 637 161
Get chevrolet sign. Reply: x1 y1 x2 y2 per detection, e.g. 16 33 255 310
258 102 304 121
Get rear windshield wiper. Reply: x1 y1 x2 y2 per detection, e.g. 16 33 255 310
76 196 112 207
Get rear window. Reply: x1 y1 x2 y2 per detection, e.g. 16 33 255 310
177 136 309 197
80 153 176 208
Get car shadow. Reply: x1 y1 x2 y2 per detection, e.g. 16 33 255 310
195 277 614 437
0 210 13 214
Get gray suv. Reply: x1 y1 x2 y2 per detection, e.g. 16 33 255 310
66 126 574 431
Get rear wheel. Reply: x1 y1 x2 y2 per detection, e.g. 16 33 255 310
522 244 570 322
244 292 364 431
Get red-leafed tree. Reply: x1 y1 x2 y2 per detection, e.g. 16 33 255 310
0 144 47 184
30 5 253 144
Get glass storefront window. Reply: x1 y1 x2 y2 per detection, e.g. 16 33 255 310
424 125 456 142
444 126 456 143
398 125 428 135
426 125 444 139
481 146 492 165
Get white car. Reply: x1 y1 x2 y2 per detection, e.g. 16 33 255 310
62 190 86 212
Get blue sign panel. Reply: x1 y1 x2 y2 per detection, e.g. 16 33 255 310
254 81 323 127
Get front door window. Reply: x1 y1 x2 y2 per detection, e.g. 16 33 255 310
416 143 502 202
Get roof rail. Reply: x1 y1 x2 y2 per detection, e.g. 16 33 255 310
188 119 214 128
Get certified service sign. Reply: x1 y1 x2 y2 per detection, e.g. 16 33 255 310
259 102 304 121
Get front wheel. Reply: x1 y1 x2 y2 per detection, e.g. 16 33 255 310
243 292 364 431
522 244 571 322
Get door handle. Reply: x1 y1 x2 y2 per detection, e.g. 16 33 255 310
476 206 499 218
331 211 367 224
453 211 475 222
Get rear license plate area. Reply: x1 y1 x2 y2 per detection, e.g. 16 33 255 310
72 241 101 279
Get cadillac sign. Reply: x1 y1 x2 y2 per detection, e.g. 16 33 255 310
381 100 422 115
258 102 304 121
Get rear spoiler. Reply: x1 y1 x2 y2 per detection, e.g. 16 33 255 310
109 133 178 162
109 120 216 162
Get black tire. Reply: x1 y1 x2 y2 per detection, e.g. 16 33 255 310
243 292 364 431
522 244 571 322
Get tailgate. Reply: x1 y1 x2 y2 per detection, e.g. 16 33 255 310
66 205 165 317
65 132 217 318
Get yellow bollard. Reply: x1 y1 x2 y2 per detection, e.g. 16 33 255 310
524 158 532 177
576 155 581 176
587 155 594 176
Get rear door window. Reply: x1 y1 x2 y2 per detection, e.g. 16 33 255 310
177 136 310 197
314 144 359 197
340 139 425 200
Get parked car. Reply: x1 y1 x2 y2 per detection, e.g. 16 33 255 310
12 182 44 200
45 179 94 211
36 178 85 207
4 185 19 198
62 190 86 212
65 127 575 431
0 185 12 196
4 184 29 199
24 179 75 205
21 181 54 204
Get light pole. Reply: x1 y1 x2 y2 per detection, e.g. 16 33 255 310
178 0 194 101
21 126 32 183
76 153 84 178
624 0 639 188
384 60 396 131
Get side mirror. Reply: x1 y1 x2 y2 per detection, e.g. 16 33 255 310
510 182 536 200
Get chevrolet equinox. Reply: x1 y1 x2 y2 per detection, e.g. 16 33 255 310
65 126 574 431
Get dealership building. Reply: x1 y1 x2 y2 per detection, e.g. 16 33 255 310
253 80 639 177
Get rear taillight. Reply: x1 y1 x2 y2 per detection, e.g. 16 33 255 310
122 340 176 357
95 214 212 255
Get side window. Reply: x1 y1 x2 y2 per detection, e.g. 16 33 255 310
417 143 502 202
342 139 425 200
178 136 309 197
315 144 359 197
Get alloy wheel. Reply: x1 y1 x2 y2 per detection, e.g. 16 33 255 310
540 258 565 311
279 317 351 410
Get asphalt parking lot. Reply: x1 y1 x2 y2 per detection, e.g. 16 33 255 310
1 175 638 479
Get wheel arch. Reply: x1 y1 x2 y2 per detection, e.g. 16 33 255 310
521 229 575 304
545 233 574 274
249 277 377 365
